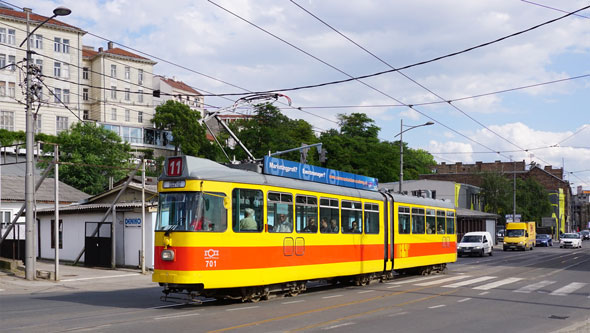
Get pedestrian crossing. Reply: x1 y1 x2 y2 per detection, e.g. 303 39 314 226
394 275 588 297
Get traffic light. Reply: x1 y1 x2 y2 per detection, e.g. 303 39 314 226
319 149 327 163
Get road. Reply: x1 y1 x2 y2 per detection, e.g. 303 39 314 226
1 243 589 332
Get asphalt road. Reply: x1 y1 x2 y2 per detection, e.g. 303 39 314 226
1 243 589 333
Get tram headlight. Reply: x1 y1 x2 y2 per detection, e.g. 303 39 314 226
161 249 175 261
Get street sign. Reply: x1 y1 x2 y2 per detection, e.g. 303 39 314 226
505 214 521 222
124 218 142 227
542 217 556 227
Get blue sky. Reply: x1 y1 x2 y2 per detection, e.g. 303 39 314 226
11 0 590 188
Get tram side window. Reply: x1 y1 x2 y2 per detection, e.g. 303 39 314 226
296 195 318 233
436 210 446 234
320 198 339 233
364 203 379 234
446 211 456 234
398 206 410 234
267 192 293 233
232 188 263 232
426 209 436 234
342 200 362 233
412 208 425 234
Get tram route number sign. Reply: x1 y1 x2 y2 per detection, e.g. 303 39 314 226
167 157 183 177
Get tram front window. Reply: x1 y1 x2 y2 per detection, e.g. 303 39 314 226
156 192 227 232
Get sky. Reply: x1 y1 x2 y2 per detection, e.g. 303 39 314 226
9 0 590 188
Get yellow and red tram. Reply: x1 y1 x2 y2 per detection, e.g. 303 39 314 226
153 156 456 301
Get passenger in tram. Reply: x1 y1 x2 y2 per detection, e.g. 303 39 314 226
320 218 329 233
275 214 292 232
349 220 361 233
303 217 318 232
329 219 339 233
239 208 257 231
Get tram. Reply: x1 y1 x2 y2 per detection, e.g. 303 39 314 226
153 155 456 302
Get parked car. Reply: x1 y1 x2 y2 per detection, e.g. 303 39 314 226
580 230 590 240
559 233 583 248
535 234 553 247
496 229 505 242
457 231 494 257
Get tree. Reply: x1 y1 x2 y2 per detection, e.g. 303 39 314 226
151 100 207 156
480 172 512 217
39 122 132 195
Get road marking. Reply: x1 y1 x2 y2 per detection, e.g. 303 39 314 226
357 290 375 294
473 277 523 290
550 282 587 296
388 311 408 317
415 275 470 286
226 306 259 311
282 300 305 304
154 312 200 320
322 322 354 330
150 303 184 309
322 295 343 299
428 304 446 309
514 280 556 294
443 276 496 288
60 273 139 282
387 285 401 289
70 324 112 332
457 298 471 303
478 291 489 295
388 275 443 285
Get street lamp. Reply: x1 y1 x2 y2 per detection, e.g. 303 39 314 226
395 119 434 194
21 6 71 281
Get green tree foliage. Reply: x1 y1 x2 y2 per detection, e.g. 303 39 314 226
480 172 552 223
39 122 132 195
151 100 209 156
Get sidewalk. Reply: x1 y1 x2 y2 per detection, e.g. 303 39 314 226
0 257 152 293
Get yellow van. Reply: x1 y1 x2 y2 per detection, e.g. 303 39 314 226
503 222 536 251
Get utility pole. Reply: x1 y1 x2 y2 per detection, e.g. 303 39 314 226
24 8 35 280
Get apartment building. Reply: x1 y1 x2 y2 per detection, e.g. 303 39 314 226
0 6 176 157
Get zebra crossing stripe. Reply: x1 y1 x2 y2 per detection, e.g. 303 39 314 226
443 276 496 288
514 280 556 294
549 282 587 296
473 277 523 290
388 275 446 285
415 275 470 286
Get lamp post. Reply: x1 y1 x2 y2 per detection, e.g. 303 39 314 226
21 6 71 280
395 119 434 194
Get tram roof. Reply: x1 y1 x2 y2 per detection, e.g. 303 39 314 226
162 156 453 209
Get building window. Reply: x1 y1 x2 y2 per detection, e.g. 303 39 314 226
8 82 14 98
63 89 70 103
56 116 68 134
7 29 15 45
125 109 130 122
138 69 143 85
121 126 143 143
125 88 130 101
110 86 116 99
54 88 62 103
0 111 14 130
82 67 89 80
34 34 43 49
0 81 5 96
138 89 143 103
62 39 69 53
0 54 5 69
8 55 15 71
138 111 143 123
0 210 11 228
83 110 89 120
51 220 63 249
82 88 89 101
0 28 5 43
35 114 42 134
125 66 130 79
111 108 117 120
54 37 62 52
111 64 116 78
35 59 43 74
53 62 61 77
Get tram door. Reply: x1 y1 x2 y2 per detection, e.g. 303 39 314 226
84 222 112 267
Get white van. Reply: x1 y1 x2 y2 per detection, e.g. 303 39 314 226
457 232 494 257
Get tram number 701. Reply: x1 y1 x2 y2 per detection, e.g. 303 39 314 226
205 260 217 268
